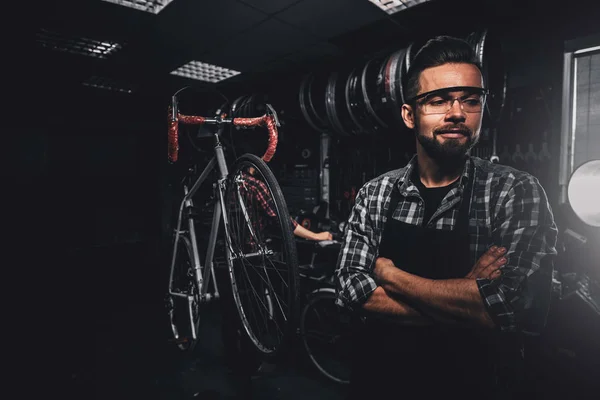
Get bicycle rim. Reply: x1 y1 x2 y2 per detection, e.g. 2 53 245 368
167 235 201 352
224 153 299 357
300 290 352 384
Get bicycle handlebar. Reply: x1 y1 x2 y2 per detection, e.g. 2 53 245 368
167 101 280 164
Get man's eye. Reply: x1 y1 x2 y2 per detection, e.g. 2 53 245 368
464 98 482 106
428 99 446 106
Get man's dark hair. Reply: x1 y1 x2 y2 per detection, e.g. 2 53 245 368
404 35 483 103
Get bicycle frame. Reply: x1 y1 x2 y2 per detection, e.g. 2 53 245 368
167 133 231 340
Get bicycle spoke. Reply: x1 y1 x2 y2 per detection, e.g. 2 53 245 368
232 234 286 344
238 256 285 339
240 252 290 325
238 266 271 340
238 259 272 319
224 155 298 356
260 255 288 322
237 266 280 347
234 247 288 343
243 183 290 322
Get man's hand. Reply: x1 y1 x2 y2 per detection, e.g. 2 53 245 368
313 231 333 241
465 246 507 280
374 257 395 284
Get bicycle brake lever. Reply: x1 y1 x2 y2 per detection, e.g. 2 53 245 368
265 104 280 127
171 95 178 121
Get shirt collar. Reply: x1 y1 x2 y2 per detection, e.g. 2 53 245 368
396 154 474 192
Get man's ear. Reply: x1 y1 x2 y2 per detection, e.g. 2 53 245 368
401 104 415 129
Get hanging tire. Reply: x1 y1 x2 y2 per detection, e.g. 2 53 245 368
346 63 382 135
299 72 330 133
361 56 390 131
325 70 362 137
466 29 508 125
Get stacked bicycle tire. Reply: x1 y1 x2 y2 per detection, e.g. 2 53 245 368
298 29 507 137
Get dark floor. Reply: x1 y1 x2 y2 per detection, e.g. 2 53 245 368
63 241 600 399
62 240 349 400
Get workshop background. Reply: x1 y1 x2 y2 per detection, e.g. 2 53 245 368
7 0 600 399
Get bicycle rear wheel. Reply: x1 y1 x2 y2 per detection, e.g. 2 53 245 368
166 234 201 352
300 288 352 385
224 153 299 358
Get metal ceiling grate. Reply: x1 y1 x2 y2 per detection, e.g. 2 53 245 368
36 29 122 59
82 76 135 93
170 61 241 83
368 0 433 15
101 0 175 14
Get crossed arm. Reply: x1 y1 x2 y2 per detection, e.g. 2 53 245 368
363 251 504 328
335 175 558 332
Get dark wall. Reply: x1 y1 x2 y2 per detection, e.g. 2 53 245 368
10 87 165 250
10 2 600 254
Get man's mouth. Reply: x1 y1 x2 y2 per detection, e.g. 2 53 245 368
438 130 469 138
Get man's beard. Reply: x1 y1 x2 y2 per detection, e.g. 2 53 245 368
416 122 479 169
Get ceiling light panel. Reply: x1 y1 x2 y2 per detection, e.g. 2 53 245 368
170 61 241 83
36 29 122 59
101 0 175 14
368 0 433 15
82 76 135 94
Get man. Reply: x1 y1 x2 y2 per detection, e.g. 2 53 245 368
234 133 333 242
242 165 332 241
334 36 558 399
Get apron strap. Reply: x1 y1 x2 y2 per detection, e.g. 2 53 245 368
386 158 476 229
456 159 475 231
385 179 402 224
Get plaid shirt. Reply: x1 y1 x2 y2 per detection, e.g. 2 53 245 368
240 171 298 234
335 155 558 333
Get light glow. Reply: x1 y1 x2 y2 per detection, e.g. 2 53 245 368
368 0 433 15
36 29 122 59
170 61 241 83
101 0 175 14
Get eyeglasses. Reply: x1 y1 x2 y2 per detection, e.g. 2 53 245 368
407 86 489 115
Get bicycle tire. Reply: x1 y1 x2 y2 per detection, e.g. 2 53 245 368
224 153 300 359
300 288 352 385
166 234 201 352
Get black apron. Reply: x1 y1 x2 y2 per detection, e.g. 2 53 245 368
349 163 501 399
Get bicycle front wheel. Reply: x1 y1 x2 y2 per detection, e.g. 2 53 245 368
224 153 299 358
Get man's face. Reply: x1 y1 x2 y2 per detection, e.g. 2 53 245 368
402 63 485 163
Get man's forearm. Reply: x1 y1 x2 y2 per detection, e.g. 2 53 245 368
378 263 495 328
362 286 433 326
293 223 317 240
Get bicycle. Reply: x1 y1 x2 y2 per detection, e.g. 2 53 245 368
165 88 300 360
295 228 353 385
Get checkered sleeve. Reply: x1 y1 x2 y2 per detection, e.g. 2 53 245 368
251 175 298 231
476 174 558 333
334 184 380 311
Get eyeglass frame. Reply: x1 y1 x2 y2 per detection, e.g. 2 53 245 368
405 86 490 114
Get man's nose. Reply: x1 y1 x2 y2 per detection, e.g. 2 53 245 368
445 99 466 121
